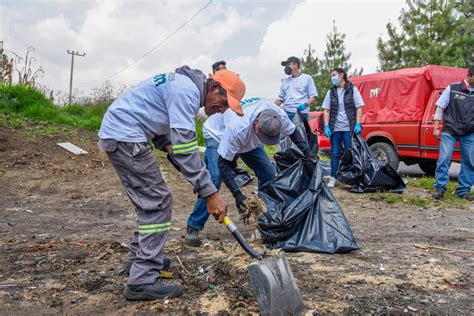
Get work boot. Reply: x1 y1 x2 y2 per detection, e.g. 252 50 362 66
121 257 172 277
432 189 444 200
124 279 183 301
185 226 202 247
457 193 474 201
327 177 337 188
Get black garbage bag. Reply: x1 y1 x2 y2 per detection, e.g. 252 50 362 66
275 111 317 172
258 122 359 254
337 134 406 193
258 157 359 253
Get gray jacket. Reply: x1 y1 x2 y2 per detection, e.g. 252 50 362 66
153 66 216 199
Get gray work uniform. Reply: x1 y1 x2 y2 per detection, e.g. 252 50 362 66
98 66 216 285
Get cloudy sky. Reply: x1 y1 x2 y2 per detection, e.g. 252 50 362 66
1 0 405 100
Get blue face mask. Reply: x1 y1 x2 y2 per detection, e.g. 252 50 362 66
331 75 341 86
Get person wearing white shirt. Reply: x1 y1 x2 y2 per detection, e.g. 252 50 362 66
431 65 474 201
322 67 365 188
218 97 313 213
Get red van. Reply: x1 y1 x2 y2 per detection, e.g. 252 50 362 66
309 65 467 175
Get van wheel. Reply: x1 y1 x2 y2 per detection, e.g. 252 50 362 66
369 142 400 170
418 160 437 177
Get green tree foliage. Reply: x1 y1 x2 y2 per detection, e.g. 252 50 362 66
301 21 362 110
377 0 474 71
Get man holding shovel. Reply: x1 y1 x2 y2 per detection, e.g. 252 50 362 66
98 66 245 301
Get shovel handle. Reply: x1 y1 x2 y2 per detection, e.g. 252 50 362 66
224 216 263 260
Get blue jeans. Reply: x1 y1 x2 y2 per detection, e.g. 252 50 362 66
239 144 276 188
187 143 276 231
187 138 221 230
434 132 474 196
330 131 352 177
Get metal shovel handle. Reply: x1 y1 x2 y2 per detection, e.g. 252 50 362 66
224 216 263 260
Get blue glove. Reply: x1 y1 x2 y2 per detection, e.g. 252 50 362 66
296 103 307 111
324 125 331 138
354 123 362 134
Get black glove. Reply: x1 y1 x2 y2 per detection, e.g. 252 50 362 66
167 153 181 172
151 134 171 153
303 148 318 164
232 189 247 214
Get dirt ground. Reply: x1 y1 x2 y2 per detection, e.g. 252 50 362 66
0 123 473 315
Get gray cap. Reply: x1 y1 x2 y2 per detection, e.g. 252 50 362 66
256 109 282 145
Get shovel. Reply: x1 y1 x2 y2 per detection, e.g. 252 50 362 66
223 216 306 315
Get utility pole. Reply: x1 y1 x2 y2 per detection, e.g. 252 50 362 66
67 50 85 105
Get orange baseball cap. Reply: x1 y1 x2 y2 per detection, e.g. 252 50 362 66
209 70 246 116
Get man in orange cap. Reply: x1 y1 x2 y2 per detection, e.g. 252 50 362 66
98 65 245 301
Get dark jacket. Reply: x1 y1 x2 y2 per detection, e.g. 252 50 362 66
443 81 474 136
329 80 357 132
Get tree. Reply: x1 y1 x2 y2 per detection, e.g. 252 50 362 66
301 21 362 110
377 0 474 71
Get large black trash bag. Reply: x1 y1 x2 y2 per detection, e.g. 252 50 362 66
259 111 358 254
274 111 317 172
337 134 406 193
257 158 359 253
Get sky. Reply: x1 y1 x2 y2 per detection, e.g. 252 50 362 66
0 0 406 100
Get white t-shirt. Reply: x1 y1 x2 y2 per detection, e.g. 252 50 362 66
217 97 296 161
99 72 200 142
322 86 364 132
277 73 318 114
202 113 225 142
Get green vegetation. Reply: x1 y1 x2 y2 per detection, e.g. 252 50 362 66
301 22 362 110
0 84 108 131
369 177 470 208
377 0 473 70
0 84 206 147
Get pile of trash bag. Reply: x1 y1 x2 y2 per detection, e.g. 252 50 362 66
337 134 406 193
257 112 359 254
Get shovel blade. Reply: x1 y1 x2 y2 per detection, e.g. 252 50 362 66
247 252 305 316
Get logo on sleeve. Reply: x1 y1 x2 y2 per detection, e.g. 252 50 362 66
153 72 176 87
240 97 262 108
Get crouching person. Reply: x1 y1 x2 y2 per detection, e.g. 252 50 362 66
218 97 314 212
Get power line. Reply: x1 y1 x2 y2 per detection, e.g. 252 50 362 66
82 0 213 85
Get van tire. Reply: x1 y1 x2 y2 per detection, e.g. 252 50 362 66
369 142 400 170
418 160 437 177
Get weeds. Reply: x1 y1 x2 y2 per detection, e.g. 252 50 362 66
369 177 469 208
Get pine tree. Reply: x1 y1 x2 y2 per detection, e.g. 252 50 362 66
377 0 474 71
301 21 362 110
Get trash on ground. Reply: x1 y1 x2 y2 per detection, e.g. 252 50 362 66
57 142 88 155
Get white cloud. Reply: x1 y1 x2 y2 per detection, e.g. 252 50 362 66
225 0 404 99
1 0 405 100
